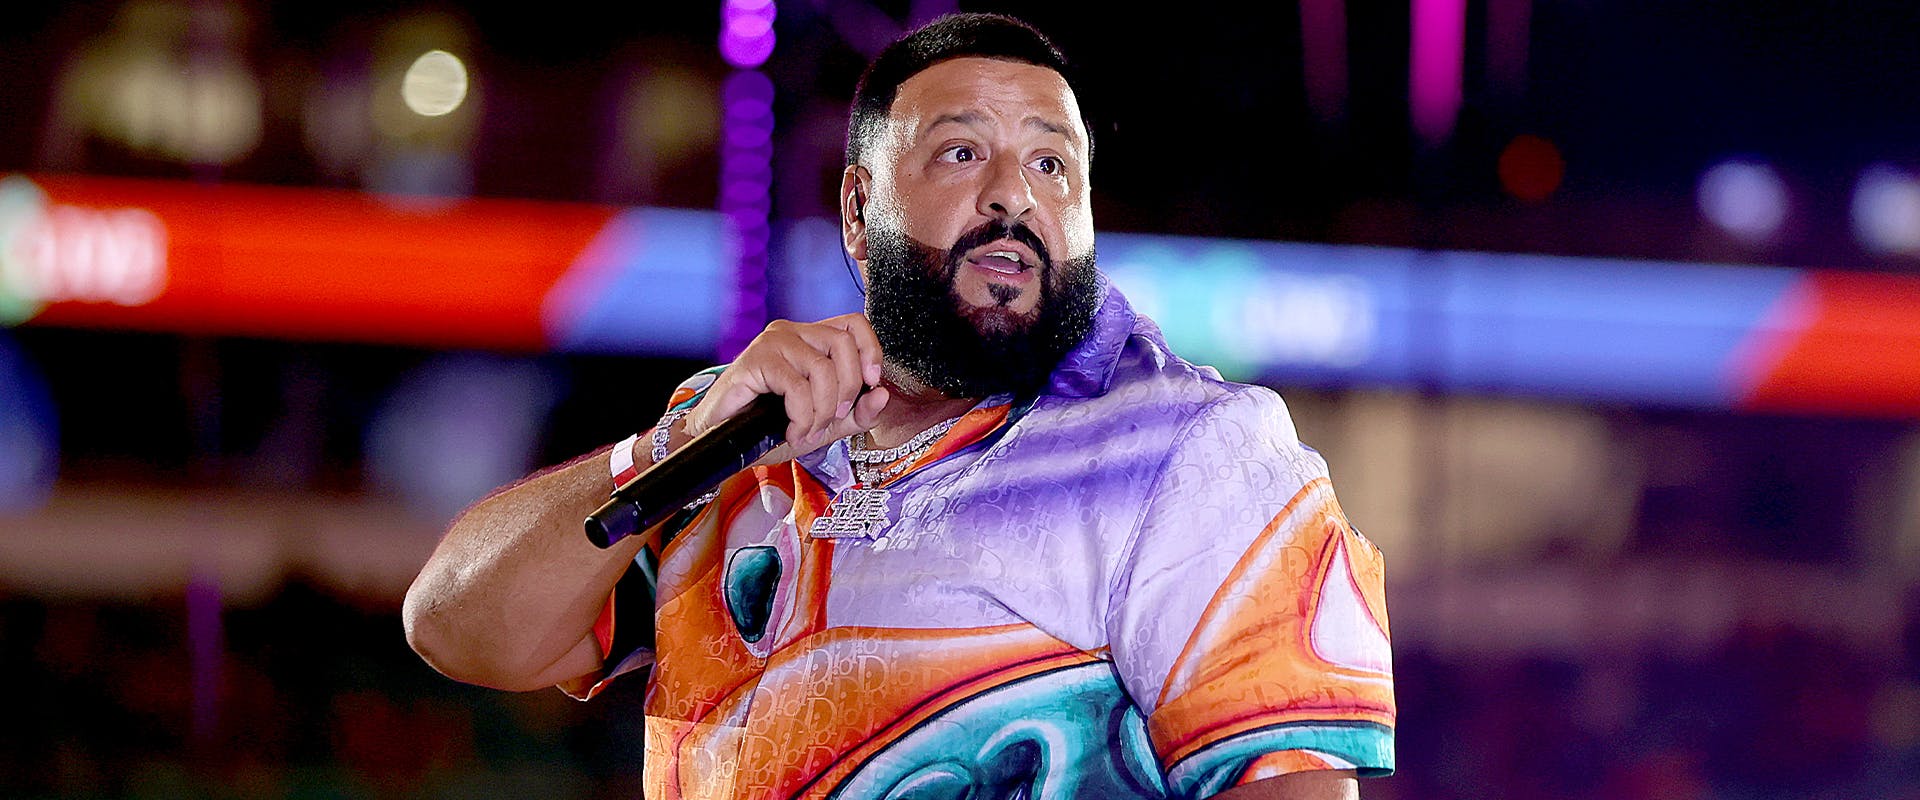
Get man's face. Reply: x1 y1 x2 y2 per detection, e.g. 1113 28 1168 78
848 57 1100 396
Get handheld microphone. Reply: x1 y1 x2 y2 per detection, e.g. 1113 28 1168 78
584 393 787 549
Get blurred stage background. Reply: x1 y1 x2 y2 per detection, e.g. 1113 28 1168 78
5 1 1920 798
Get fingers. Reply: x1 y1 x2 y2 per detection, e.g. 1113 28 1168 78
821 313 885 387
790 325 864 422
685 380 756 439
811 386 889 453
797 349 839 447
783 319 884 450
824 331 864 415
848 385 889 431
689 315 888 455
764 359 816 447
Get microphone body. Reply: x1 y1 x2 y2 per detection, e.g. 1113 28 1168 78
585 393 786 548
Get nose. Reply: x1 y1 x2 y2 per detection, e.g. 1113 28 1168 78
976 157 1035 221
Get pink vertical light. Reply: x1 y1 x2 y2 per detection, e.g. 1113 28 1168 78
1410 0 1468 146
1300 0 1349 124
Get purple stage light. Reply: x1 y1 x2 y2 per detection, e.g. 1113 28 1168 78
1699 159 1788 243
720 65 775 360
1853 164 1920 255
724 119 772 148
722 0 778 70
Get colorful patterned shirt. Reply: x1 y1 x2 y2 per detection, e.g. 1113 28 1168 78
570 280 1396 799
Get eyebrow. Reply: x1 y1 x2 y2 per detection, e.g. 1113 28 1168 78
924 111 1080 145
1024 115 1071 138
926 111 988 134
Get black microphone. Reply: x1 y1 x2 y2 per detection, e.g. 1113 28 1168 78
584 393 787 548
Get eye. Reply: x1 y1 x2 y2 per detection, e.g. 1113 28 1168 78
1031 155 1065 176
938 145 977 164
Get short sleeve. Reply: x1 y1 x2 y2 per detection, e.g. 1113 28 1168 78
561 365 727 700
1106 387 1395 798
662 366 726 414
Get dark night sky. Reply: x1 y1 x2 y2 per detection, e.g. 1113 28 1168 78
3 1 1919 266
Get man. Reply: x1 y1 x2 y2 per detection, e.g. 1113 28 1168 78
404 13 1394 800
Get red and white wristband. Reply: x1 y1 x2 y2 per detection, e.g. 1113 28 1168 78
609 433 642 486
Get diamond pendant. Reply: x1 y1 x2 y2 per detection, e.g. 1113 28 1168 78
809 485 891 539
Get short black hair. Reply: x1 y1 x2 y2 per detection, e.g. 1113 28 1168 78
845 13 1090 168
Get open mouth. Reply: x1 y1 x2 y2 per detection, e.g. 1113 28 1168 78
964 239 1038 276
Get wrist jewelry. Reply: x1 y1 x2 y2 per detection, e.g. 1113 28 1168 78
651 409 689 464
648 408 718 510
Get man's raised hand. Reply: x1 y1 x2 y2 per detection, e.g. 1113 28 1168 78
681 313 891 454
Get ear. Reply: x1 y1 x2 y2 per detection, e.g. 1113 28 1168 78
839 164 870 263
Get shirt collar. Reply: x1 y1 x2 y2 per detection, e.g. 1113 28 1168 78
1042 271 1137 399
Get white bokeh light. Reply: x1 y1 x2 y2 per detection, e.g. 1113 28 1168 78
1697 160 1788 243
1852 164 1920 255
401 50 468 117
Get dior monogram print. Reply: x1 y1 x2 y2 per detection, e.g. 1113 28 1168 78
563 279 1396 800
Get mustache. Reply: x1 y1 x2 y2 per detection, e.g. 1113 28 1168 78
944 219 1053 274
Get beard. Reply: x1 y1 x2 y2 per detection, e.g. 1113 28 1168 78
864 217 1100 398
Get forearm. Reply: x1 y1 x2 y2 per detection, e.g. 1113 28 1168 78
402 321 885 691
403 440 648 691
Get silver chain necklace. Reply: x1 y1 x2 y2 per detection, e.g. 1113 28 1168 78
851 439 935 485
847 414 965 463
810 412 967 540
